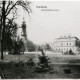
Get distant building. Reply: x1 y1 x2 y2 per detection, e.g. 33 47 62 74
52 35 80 54
21 19 28 51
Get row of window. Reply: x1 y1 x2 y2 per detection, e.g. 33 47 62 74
54 43 73 46
61 43 72 46
55 48 74 51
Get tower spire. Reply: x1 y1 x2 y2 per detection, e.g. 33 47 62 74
21 18 28 51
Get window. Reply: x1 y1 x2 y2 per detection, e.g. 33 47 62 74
67 43 68 46
70 43 71 45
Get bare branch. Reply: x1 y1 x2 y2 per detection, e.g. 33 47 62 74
5 1 10 13
6 16 17 23
6 0 32 17
16 0 32 14
6 1 18 16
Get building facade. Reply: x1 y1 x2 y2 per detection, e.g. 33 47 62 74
52 36 80 54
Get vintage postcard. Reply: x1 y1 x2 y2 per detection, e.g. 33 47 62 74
0 0 80 79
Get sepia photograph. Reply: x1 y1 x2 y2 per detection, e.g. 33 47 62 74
0 0 80 79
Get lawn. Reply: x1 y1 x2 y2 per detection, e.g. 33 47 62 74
0 51 80 79
1 63 80 79
1 51 80 64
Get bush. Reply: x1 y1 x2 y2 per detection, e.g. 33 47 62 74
35 49 53 73
64 68 71 74
12 60 24 67
26 58 35 67
64 50 74 55
69 49 74 55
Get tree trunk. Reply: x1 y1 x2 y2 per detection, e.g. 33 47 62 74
1 1 6 59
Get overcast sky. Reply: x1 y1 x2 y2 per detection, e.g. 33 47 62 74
16 1 80 44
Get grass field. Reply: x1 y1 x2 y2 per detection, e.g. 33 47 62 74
1 51 80 64
0 51 80 79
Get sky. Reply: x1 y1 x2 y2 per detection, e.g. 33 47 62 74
15 1 80 44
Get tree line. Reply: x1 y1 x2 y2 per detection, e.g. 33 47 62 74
0 0 34 59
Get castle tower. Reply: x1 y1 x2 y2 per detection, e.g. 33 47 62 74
21 18 28 51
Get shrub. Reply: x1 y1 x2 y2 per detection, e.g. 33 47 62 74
35 48 53 73
64 50 74 55
13 60 24 67
64 68 71 74
26 58 35 67
69 49 74 55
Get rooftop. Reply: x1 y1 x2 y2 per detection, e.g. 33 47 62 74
56 35 79 40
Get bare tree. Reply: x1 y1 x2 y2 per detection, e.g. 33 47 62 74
0 0 31 59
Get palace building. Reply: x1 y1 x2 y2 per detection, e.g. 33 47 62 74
52 36 80 54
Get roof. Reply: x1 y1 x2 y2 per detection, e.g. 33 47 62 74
56 36 79 40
